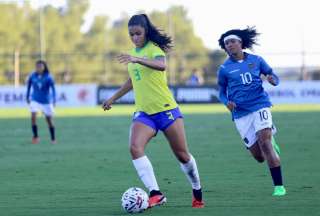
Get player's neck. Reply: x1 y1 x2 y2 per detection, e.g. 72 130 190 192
231 52 244 61
135 41 149 51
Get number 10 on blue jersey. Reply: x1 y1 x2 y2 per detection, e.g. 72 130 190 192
240 72 252 85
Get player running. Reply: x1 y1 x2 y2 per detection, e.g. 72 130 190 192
26 60 56 144
102 14 204 208
217 27 286 196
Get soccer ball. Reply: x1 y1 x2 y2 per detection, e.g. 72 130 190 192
121 187 149 213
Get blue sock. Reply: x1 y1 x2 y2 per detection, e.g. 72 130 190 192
49 127 55 141
32 125 38 138
193 188 202 201
270 166 283 186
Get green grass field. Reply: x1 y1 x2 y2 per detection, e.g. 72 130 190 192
0 105 320 216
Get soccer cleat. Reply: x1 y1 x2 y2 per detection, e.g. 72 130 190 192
51 140 57 144
192 197 205 208
272 185 286 196
32 137 39 144
148 194 167 208
271 136 281 155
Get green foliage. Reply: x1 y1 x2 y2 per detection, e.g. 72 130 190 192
0 1 225 85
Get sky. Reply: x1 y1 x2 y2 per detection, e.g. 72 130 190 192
8 0 320 67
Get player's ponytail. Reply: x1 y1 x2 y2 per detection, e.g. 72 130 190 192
218 26 260 50
128 14 173 52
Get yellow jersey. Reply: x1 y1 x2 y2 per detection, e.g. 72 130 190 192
128 42 177 114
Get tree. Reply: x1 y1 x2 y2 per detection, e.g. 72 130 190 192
0 2 224 85
206 50 227 83
149 6 210 84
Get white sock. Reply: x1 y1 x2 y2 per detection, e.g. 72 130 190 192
180 154 201 190
132 155 160 192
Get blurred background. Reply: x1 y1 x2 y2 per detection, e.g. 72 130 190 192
1 0 320 85
1 0 320 107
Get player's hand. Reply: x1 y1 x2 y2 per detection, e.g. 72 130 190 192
27 99 30 104
226 101 236 111
267 75 277 86
102 98 114 111
117 54 138 64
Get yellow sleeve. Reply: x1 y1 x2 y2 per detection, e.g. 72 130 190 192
150 44 165 58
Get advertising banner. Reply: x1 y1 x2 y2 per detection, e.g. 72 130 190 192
0 84 97 107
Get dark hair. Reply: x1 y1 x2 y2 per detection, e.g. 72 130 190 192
36 60 50 74
128 14 173 52
218 26 260 50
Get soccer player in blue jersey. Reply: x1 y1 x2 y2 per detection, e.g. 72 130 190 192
26 60 56 144
217 27 286 196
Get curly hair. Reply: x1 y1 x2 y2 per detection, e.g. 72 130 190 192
218 26 260 50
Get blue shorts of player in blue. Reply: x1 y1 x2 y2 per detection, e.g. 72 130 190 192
132 107 183 134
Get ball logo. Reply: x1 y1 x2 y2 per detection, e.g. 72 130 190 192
136 196 143 208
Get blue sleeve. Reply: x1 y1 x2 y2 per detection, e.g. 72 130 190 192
268 71 280 86
259 57 280 86
49 77 56 103
26 75 32 100
259 56 273 75
217 67 228 105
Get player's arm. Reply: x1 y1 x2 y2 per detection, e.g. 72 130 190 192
117 54 166 71
259 56 280 86
217 67 236 111
50 78 57 105
102 78 133 111
26 75 32 104
266 72 279 86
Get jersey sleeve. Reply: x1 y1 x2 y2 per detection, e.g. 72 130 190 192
49 76 56 103
259 56 280 86
217 66 228 105
151 44 165 58
259 56 273 75
26 73 32 100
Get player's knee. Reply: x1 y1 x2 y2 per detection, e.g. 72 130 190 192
129 142 144 156
175 151 190 163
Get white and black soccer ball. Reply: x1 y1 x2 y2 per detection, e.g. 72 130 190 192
121 187 149 213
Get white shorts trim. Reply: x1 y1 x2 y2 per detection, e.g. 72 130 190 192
29 101 54 117
234 107 276 148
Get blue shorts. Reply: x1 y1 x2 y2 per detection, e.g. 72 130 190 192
132 107 183 134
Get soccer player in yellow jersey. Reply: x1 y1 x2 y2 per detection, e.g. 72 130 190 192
102 14 204 209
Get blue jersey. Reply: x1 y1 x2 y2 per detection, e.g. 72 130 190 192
26 72 56 104
217 52 279 119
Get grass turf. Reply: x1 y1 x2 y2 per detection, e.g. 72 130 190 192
1 104 320 118
0 106 319 215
